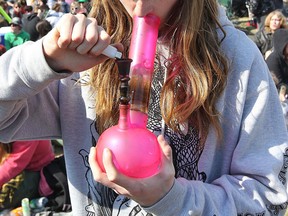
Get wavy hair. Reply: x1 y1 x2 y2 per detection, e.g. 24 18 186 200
88 0 228 142
264 10 288 33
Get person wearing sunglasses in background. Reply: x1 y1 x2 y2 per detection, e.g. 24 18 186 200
0 0 288 215
4 16 29 50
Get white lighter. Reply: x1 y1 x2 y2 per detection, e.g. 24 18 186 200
102 45 122 59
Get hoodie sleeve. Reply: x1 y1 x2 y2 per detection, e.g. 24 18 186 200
0 39 71 142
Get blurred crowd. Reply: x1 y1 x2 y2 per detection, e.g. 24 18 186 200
0 0 90 51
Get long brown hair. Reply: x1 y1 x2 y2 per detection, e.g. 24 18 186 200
88 0 228 142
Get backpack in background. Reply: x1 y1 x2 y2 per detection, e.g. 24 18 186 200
42 155 71 213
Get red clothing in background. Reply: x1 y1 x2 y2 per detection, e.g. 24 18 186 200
0 140 55 187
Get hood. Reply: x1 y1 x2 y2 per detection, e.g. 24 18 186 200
218 5 234 28
272 29 288 59
217 5 234 38
27 13 38 21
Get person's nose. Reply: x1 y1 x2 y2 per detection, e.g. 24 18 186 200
133 0 153 17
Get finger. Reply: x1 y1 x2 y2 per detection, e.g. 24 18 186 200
157 135 175 177
101 148 136 196
75 18 104 54
68 14 89 49
89 147 116 186
92 148 129 194
102 148 134 188
87 26 111 56
76 23 101 55
88 147 103 174
157 135 173 161
55 14 75 48
102 148 122 182
113 43 124 53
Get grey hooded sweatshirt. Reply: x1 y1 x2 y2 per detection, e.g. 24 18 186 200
0 6 288 216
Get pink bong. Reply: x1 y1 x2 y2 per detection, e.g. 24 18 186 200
96 15 161 178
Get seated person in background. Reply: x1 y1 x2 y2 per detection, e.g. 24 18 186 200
0 45 6 56
4 16 30 50
10 1 23 19
38 0 50 13
36 4 50 20
77 0 89 16
36 19 52 39
266 28 288 96
69 1 80 15
22 5 41 42
252 10 287 58
45 3 64 28
246 0 276 30
57 0 69 14
0 140 55 211
266 28 288 128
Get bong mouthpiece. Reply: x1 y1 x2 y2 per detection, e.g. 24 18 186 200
129 14 160 71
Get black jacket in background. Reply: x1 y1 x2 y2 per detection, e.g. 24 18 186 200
253 29 274 56
22 13 40 42
266 28 288 88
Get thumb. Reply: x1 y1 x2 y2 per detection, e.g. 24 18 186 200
157 135 173 162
